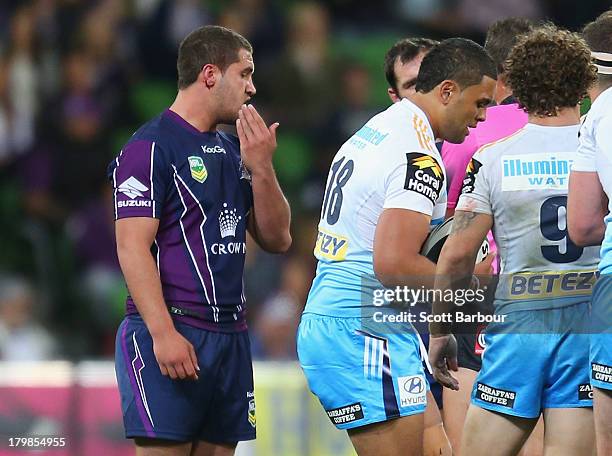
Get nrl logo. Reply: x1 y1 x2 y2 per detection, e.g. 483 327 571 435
248 399 256 428
188 156 207 183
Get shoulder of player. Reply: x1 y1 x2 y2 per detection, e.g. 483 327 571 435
472 127 527 161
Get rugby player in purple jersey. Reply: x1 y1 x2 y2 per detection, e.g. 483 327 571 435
109 25 291 456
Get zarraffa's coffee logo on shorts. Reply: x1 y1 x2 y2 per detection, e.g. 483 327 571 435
404 153 444 204
326 403 364 425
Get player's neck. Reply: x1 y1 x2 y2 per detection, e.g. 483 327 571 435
494 79 513 105
528 106 580 127
170 90 218 132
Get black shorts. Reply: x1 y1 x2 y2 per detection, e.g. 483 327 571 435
453 279 496 371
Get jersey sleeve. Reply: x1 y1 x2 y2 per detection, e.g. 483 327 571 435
596 114 612 159
108 139 169 220
456 151 492 215
572 116 597 172
383 151 445 217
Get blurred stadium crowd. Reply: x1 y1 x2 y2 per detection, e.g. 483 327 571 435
0 0 609 361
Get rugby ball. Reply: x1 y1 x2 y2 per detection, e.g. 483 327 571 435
420 216 489 263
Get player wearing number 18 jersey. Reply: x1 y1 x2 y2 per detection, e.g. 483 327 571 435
297 38 497 456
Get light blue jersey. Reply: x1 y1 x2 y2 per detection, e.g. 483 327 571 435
457 124 600 313
573 86 612 274
572 86 612 390
305 99 447 318
298 99 446 430
457 122 598 416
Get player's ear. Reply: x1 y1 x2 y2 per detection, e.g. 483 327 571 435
439 80 458 105
388 88 400 103
200 64 218 89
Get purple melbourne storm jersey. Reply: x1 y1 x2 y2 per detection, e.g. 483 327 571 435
108 109 253 332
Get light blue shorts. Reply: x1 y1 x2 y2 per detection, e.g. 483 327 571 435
472 302 592 418
297 314 427 430
590 274 612 390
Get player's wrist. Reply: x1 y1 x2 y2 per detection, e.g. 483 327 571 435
247 161 274 177
147 316 176 339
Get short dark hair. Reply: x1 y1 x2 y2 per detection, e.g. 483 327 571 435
177 25 253 89
384 37 439 92
485 17 534 73
506 25 597 116
415 38 497 93
582 9 612 87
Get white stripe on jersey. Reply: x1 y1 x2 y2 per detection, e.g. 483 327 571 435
171 165 219 321
113 150 123 219
149 142 155 217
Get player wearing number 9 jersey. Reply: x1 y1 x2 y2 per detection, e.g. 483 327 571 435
429 26 599 456
297 38 497 456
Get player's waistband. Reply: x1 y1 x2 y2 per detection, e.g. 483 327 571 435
496 269 599 301
125 300 248 333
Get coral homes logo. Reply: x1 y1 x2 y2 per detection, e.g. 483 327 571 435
404 153 444 204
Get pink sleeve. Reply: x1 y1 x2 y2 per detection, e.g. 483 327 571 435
441 133 479 209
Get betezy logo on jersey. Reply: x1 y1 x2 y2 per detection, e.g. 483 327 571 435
461 157 483 194
404 153 444 204
398 375 426 407
118 177 148 199
201 145 226 154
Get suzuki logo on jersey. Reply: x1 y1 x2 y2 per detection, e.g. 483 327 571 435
201 145 226 154
118 176 148 199
501 153 573 191
118 200 151 208
398 375 426 407
219 203 242 238
461 157 483 195
404 153 444 204
188 156 208 183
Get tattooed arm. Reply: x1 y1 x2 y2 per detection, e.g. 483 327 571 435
428 209 493 389
430 209 493 335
